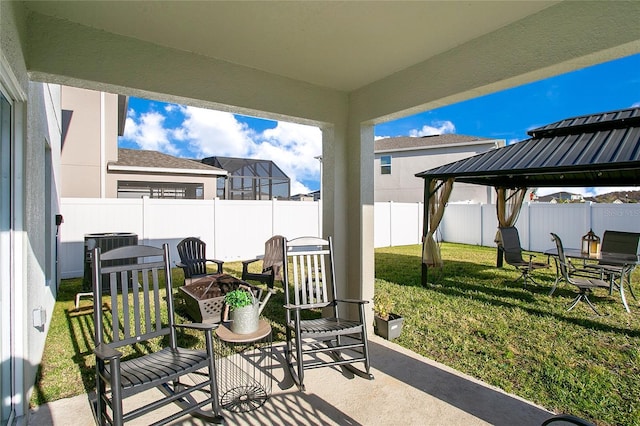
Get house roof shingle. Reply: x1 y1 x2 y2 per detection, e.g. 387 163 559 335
111 148 226 174
375 134 498 152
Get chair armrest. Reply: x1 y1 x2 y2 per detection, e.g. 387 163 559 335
283 302 327 310
94 343 122 361
523 252 544 261
242 258 261 267
205 259 224 273
242 258 261 277
335 298 369 305
175 322 217 332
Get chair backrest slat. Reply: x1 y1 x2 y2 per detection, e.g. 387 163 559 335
93 244 173 350
177 237 209 277
601 230 640 256
551 233 571 280
499 227 525 263
263 235 284 279
283 237 334 310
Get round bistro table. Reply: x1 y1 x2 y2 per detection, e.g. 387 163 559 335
214 319 272 412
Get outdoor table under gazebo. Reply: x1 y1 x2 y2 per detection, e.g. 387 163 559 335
415 106 640 285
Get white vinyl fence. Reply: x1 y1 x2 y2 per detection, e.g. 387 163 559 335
59 198 322 278
59 198 640 278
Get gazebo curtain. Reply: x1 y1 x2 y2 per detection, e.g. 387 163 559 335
423 178 454 267
494 187 527 246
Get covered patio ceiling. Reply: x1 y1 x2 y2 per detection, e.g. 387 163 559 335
416 107 640 189
22 1 558 93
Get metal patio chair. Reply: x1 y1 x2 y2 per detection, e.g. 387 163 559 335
541 414 596 425
498 226 549 288
92 243 224 425
281 236 374 391
584 230 640 299
550 233 610 315
177 237 224 285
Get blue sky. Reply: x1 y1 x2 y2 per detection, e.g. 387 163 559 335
120 53 640 196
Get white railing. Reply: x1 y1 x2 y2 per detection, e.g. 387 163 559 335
59 198 640 278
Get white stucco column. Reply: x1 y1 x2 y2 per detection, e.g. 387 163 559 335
322 116 375 324
349 123 375 326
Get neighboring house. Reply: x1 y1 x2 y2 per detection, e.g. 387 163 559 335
110 149 226 199
291 190 320 201
61 86 227 199
537 191 584 203
61 86 292 201
202 156 290 200
374 135 505 203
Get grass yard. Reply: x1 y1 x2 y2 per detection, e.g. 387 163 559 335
33 242 640 426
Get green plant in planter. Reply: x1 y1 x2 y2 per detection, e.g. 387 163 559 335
224 288 254 310
373 292 403 340
373 292 394 320
224 287 260 334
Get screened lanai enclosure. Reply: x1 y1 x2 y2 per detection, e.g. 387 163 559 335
203 156 291 200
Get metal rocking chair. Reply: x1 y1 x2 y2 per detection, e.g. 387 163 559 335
281 236 374 391
92 243 224 425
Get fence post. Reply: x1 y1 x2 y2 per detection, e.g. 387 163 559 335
389 201 393 247
212 197 218 259
141 196 148 245
272 197 277 236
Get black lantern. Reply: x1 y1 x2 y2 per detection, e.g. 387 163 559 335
581 229 600 256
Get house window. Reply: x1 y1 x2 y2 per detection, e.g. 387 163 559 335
117 181 204 199
381 155 391 175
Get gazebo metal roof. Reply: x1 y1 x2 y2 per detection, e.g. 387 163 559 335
415 107 640 188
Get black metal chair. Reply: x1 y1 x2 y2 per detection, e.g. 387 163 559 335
541 414 596 425
584 230 640 299
177 237 224 285
241 235 284 289
551 233 610 315
498 226 549 288
281 236 374 391
92 243 224 425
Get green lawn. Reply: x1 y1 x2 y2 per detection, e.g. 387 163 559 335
33 242 640 426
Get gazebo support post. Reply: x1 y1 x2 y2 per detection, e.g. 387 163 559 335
421 179 431 286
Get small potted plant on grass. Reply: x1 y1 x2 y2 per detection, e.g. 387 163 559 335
373 292 404 340
224 287 259 334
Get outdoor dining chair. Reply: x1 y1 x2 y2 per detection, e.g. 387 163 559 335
498 226 549 288
583 230 640 299
550 233 610 315
281 236 374 391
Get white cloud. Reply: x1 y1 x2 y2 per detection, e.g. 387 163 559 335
632 101 640 108
121 103 321 194
409 120 455 137
255 121 322 194
122 110 180 155
178 107 254 158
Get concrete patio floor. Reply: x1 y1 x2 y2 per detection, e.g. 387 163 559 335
28 335 554 425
